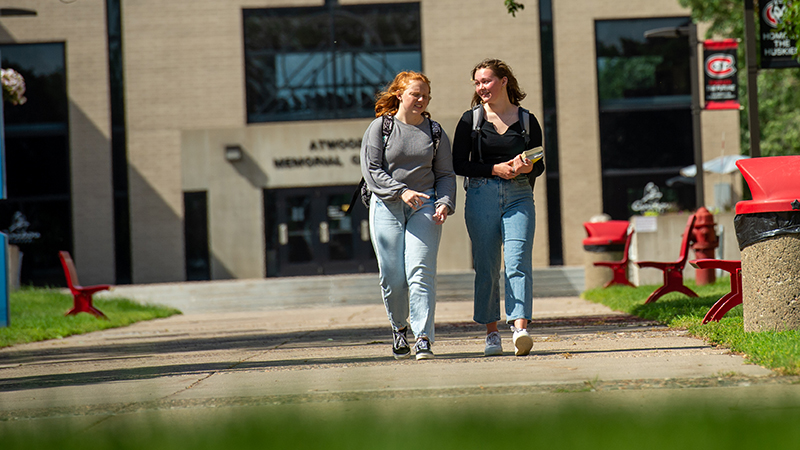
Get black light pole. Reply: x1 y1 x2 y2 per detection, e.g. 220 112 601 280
688 23 705 208
744 0 761 158
644 23 705 208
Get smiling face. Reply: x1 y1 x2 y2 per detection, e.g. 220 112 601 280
396 79 430 117
473 68 506 104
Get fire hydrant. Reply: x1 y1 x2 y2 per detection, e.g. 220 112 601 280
692 206 719 285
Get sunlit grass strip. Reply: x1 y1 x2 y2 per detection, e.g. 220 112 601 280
582 279 800 375
0 288 181 347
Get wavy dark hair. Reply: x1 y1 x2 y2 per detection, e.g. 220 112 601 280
470 59 526 107
374 71 432 118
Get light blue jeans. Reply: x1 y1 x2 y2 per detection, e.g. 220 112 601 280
465 177 535 325
369 190 442 342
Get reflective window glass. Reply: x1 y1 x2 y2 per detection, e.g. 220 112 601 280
244 3 422 122
596 17 692 111
286 196 313 263
595 18 696 219
327 193 353 261
1 42 71 286
1 43 68 125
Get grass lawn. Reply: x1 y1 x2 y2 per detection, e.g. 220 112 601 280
0 288 181 347
582 278 800 375
4 400 800 449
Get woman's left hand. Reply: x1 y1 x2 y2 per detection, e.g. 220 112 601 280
511 154 534 174
433 204 449 225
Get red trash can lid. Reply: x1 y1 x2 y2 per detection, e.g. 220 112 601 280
582 220 629 246
735 156 800 214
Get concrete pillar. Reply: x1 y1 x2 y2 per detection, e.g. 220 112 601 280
583 249 623 290
7 245 21 292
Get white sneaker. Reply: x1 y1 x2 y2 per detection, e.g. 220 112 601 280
484 331 503 356
512 328 533 356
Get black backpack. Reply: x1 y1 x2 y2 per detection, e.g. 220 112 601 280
468 105 545 189
348 115 442 213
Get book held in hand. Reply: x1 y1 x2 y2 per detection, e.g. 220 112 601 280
521 147 544 163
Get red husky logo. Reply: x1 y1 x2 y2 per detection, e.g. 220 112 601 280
705 54 736 79
763 0 787 29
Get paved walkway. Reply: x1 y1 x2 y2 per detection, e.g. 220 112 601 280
1 289 785 427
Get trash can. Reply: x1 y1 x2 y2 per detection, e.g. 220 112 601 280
583 219 629 290
734 155 800 332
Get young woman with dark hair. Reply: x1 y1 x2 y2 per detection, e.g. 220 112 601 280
452 59 544 357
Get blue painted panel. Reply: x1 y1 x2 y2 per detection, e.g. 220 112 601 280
0 233 8 327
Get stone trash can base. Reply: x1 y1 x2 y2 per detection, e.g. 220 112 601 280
584 249 624 290
741 234 800 332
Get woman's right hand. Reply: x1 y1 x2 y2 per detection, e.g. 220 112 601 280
401 189 430 210
492 161 517 180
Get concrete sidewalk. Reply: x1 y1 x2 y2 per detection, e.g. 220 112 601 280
0 292 781 425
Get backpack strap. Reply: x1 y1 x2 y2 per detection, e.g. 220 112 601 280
471 106 531 162
381 114 394 145
471 104 483 132
430 119 442 156
348 115 394 214
470 105 484 164
518 107 545 186
349 115 440 214
518 107 531 147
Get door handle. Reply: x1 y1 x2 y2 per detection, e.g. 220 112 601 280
278 223 288 245
319 222 330 243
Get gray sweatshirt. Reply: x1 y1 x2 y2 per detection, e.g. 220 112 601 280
361 116 456 214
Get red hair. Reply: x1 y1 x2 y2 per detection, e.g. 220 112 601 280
374 71 432 118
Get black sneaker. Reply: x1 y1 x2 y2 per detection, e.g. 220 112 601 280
392 327 411 360
414 336 434 360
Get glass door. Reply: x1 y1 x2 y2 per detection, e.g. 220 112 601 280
265 186 376 277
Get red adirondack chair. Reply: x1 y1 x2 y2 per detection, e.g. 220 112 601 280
593 228 635 288
636 214 698 304
58 251 111 319
690 259 742 323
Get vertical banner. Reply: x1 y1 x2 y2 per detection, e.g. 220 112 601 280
704 40 740 110
760 0 800 68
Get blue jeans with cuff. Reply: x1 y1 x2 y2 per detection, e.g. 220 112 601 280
465 177 535 325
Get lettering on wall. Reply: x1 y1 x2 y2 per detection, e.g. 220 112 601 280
309 139 361 151
273 156 344 168
273 138 362 169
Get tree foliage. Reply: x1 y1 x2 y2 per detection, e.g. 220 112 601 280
778 2 800 45
505 0 525 17
679 0 800 156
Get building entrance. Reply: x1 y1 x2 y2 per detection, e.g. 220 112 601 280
264 185 377 277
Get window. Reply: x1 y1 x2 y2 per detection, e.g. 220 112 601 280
243 2 422 123
1 43 71 286
596 17 691 112
595 18 696 219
